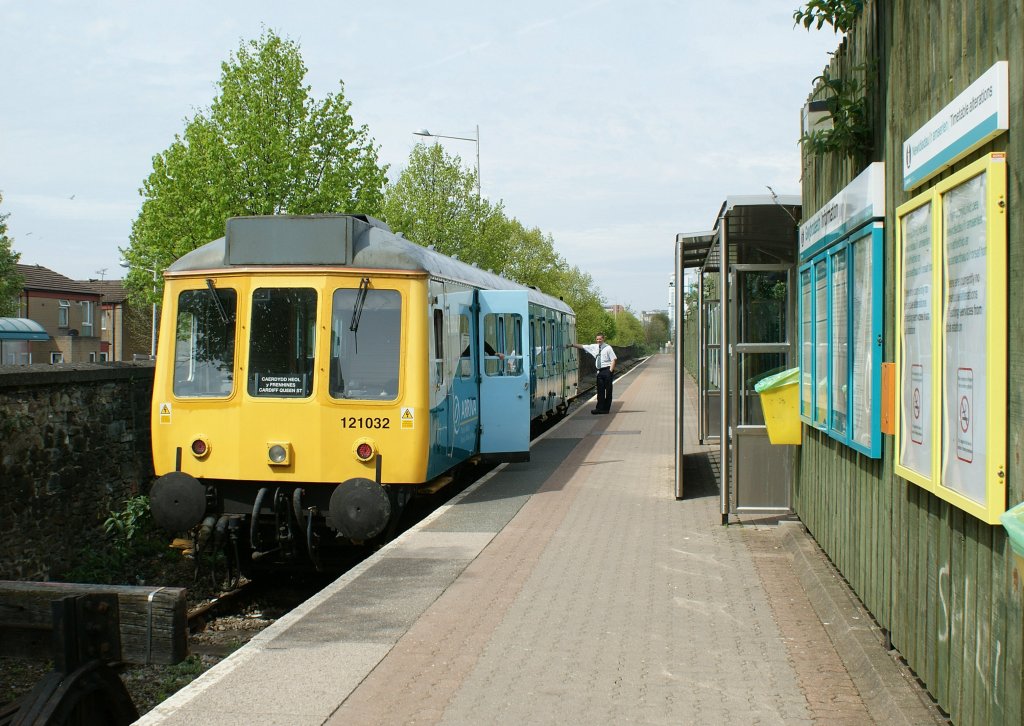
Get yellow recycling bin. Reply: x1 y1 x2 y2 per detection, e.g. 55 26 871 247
754 368 802 445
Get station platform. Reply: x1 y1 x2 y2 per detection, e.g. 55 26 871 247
137 355 944 726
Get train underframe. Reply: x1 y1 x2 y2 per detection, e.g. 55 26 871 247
150 472 424 579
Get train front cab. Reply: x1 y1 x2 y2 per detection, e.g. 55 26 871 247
150 269 435 554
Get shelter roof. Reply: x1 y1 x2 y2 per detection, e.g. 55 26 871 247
676 195 802 271
0 317 50 341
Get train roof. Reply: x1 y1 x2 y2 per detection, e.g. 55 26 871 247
168 214 574 314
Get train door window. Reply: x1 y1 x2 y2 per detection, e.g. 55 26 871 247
329 288 401 400
510 316 523 374
173 287 237 398
248 288 317 398
432 309 444 384
483 313 523 376
458 314 472 378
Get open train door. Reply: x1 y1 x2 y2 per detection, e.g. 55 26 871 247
477 290 530 461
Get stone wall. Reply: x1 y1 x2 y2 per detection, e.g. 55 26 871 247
0 363 155 580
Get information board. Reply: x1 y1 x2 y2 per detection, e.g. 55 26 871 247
830 249 848 435
851 234 874 450
894 153 1007 524
898 202 934 480
941 174 987 502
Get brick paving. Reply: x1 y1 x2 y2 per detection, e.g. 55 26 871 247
143 355 943 726
334 356 815 724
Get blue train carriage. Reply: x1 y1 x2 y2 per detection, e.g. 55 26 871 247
149 214 577 569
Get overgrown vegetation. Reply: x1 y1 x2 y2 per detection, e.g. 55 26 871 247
800 66 872 158
63 495 189 586
793 0 862 33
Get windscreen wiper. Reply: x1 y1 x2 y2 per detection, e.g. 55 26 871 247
349 277 370 355
206 279 229 324
350 277 370 333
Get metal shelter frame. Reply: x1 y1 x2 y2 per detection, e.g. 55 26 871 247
674 196 802 521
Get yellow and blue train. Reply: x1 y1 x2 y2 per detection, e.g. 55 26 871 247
149 214 578 569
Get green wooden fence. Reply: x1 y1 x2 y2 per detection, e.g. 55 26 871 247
795 2 1024 724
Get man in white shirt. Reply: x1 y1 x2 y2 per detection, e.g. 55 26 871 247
568 333 617 414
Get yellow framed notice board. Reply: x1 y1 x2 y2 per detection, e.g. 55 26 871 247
894 153 1007 523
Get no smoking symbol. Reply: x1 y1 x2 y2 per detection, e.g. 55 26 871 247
912 387 921 419
960 395 970 433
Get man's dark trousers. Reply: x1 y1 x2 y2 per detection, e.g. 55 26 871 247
595 368 613 413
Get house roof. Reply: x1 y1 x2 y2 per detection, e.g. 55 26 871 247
17 264 102 297
81 279 128 304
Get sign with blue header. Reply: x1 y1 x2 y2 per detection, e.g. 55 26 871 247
902 61 1008 191
799 162 885 260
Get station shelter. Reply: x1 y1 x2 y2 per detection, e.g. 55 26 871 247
674 195 801 522
0 317 50 365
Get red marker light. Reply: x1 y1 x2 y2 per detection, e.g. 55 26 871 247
356 442 374 460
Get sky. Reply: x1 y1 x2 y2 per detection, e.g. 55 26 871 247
0 0 842 315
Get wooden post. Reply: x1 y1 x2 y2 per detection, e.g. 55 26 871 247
0 581 188 665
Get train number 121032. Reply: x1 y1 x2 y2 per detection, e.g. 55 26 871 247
341 416 390 429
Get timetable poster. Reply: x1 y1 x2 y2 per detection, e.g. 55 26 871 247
899 203 933 477
831 250 849 434
941 174 987 502
851 237 873 449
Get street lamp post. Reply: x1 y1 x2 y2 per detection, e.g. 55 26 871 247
413 126 481 196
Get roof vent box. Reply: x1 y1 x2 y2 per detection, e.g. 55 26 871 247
226 215 354 265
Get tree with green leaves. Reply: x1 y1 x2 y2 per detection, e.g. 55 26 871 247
644 311 671 349
0 193 24 317
609 308 644 347
122 29 388 304
383 141 614 343
548 263 611 343
382 143 494 260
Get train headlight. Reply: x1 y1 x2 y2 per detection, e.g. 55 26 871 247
267 442 292 466
353 438 376 462
190 437 211 459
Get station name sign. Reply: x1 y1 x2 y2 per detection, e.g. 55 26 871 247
902 61 1008 191
799 162 885 259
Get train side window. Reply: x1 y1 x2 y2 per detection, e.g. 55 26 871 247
458 314 472 378
173 287 237 398
433 309 444 385
329 288 402 400
248 288 317 398
535 321 546 374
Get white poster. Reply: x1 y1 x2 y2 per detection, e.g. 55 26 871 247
814 261 828 426
830 250 848 434
801 269 813 417
941 173 987 502
900 203 933 476
851 236 873 449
